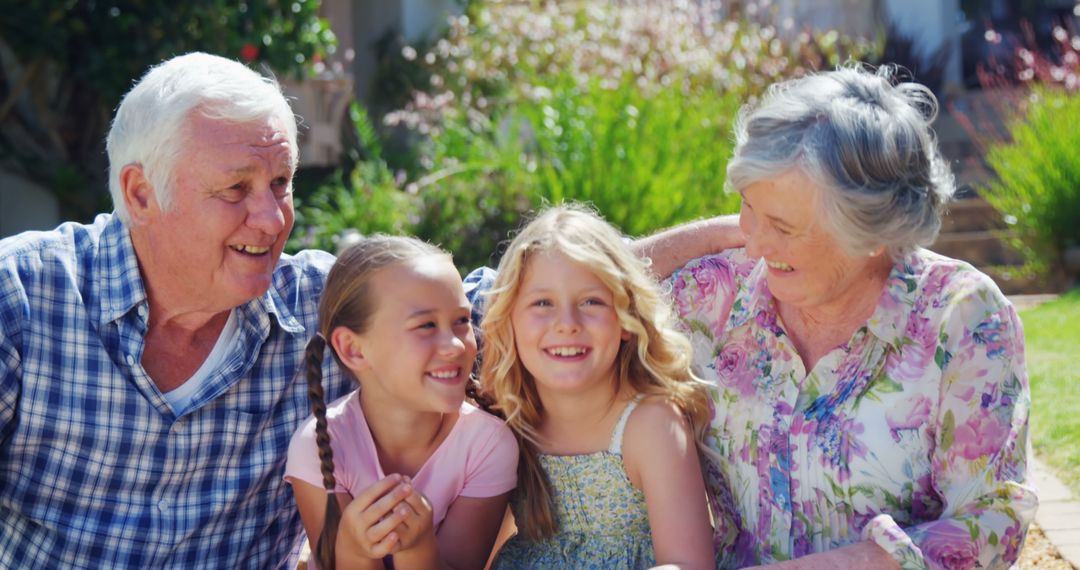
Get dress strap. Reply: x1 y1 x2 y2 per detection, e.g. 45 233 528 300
608 394 646 455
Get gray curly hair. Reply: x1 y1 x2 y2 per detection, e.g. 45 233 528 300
725 63 956 260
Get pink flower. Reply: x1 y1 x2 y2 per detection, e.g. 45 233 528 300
922 265 955 300
886 395 932 442
715 342 757 398
919 521 979 570
951 409 1009 461
671 257 735 332
1000 521 1024 562
890 313 938 381
689 257 729 301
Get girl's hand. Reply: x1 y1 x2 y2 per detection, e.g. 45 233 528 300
337 474 414 561
389 480 436 552
385 479 441 568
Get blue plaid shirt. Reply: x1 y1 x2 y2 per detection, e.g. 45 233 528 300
0 214 352 568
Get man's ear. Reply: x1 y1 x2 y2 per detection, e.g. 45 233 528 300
119 164 159 224
329 326 369 372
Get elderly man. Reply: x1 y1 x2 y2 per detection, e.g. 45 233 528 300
0 52 353 568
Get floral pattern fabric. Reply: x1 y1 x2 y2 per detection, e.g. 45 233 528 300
493 398 655 569
493 452 656 570
669 248 1036 570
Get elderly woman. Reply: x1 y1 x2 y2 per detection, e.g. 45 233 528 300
640 65 1037 569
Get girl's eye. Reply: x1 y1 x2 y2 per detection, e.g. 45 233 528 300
454 316 472 327
775 225 792 236
583 297 606 306
416 321 436 330
531 299 552 308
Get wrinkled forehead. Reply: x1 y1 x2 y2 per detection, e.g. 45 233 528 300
183 109 298 171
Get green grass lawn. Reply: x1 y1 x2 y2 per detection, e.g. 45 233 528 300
1019 287 1080 496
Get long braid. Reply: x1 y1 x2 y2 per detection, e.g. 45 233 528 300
302 234 448 568
465 376 501 418
305 334 341 570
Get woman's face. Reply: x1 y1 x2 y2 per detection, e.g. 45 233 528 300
738 169 886 313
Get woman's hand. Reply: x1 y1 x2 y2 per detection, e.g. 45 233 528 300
336 474 415 562
742 541 899 570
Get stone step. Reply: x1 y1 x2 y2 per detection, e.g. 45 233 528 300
929 229 1025 267
940 196 1005 233
984 265 1069 296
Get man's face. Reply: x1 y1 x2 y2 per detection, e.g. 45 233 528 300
138 112 295 312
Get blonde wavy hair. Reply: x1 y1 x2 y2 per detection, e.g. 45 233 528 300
479 203 713 540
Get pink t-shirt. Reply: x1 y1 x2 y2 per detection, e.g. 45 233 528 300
285 390 518 529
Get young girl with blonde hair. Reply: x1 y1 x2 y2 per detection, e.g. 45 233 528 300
480 204 718 569
285 235 517 569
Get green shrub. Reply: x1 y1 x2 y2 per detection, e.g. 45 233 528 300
297 0 877 269
982 87 1080 277
511 74 743 237
290 102 416 254
0 0 337 221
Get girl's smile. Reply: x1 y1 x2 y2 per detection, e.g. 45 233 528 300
510 251 626 399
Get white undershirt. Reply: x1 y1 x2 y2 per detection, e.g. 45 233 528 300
162 309 239 415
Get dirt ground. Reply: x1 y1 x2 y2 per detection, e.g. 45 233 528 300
1020 523 1077 570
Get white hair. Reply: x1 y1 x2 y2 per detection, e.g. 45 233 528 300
725 64 956 260
105 52 298 223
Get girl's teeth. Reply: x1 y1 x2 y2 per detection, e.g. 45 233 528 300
766 260 793 271
428 369 458 379
549 347 586 356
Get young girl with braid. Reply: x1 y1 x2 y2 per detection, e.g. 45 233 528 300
480 205 720 569
284 235 517 570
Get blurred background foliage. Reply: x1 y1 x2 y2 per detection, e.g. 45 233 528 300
0 0 336 220
953 11 1080 280
980 87 1080 278
9 0 1075 277
289 0 879 268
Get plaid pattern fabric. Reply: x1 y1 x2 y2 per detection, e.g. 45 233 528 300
0 214 351 569
462 266 497 328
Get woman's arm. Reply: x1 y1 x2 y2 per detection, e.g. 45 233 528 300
744 541 899 569
864 280 1036 569
624 399 715 570
632 214 744 279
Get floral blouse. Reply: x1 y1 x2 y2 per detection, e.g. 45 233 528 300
669 248 1037 570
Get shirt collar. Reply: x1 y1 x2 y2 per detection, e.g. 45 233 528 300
864 250 925 348
727 252 921 348
94 213 305 334
95 214 149 325
727 258 775 331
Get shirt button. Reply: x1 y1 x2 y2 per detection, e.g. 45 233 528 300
158 498 170 511
137 305 147 317
125 354 135 366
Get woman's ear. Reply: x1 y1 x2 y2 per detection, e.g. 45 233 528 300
621 328 633 342
329 326 369 372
